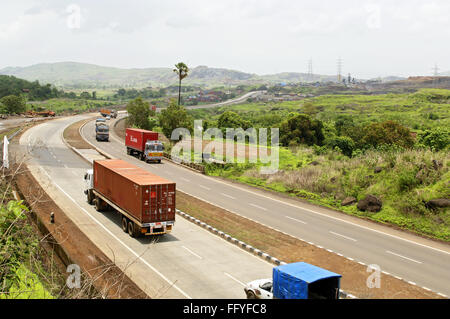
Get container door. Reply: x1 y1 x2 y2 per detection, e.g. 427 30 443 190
150 185 157 222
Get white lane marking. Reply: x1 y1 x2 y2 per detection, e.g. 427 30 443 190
249 203 267 211
199 185 211 191
285 216 307 224
224 272 246 287
182 246 203 259
386 250 423 264
221 193 236 200
181 178 190 182
63 164 68 168
39 168 191 299
329 231 357 242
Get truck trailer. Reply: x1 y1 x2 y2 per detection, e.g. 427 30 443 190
100 109 117 118
125 128 164 163
84 159 176 237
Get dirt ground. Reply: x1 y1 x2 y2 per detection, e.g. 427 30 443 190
176 192 443 299
63 118 94 149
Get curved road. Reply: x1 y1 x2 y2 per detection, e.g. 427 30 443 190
19 115 275 299
82 115 450 297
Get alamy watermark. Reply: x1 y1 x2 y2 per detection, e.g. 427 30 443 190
66 4 82 29
366 264 381 289
66 264 81 289
170 120 280 174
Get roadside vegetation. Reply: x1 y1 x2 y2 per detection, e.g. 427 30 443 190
186 89 450 241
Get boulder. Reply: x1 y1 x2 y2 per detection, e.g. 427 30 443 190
426 199 450 210
310 161 320 166
341 196 357 206
374 167 382 173
357 195 382 212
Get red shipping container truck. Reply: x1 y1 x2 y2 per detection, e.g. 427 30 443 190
125 128 164 163
84 159 176 237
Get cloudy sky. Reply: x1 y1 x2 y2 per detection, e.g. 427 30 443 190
0 0 449 78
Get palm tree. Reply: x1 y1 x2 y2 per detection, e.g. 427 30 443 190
173 62 189 106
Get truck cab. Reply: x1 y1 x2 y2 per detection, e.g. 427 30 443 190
84 169 94 203
95 124 109 141
144 140 164 163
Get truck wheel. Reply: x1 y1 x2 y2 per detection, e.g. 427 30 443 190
126 148 130 155
94 198 104 212
127 221 141 238
140 153 145 161
121 217 128 232
158 160 161 164
87 190 94 204
246 291 257 299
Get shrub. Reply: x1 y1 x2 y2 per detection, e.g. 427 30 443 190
417 128 449 151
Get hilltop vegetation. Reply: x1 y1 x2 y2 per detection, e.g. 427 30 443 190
0 62 336 89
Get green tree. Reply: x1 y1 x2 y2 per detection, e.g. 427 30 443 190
0 95 26 114
80 91 91 99
173 62 189 106
217 111 252 131
158 98 193 139
126 97 151 130
279 114 324 147
326 135 356 157
362 120 414 149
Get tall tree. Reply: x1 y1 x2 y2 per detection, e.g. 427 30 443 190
173 62 189 106
126 97 151 130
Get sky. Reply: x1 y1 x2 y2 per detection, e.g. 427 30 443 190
0 0 449 79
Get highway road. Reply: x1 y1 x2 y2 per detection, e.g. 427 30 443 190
81 115 450 297
19 116 275 299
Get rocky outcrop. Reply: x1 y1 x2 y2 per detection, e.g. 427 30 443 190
341 197 357 206
357 195 382 212
425 199 450 210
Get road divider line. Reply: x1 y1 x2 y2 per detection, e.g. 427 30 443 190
386 250 423 264
249 203 267 211
221 193 236 200
285 216 307 224
182 246 203 259
224 272 246 287
329 231 357 242
199 185 211 191
181 178 190 182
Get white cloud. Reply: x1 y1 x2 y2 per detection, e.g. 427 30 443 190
0 0 449 77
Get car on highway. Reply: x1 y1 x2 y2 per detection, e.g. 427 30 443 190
106 115 111 120
244 279 273 299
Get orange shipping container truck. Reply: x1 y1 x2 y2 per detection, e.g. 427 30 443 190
84 159 176 237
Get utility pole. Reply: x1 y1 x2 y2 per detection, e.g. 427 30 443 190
337 57 343 83
432 63 439 88
307 58 314 82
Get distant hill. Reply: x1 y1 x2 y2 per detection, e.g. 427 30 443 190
0 62 338 89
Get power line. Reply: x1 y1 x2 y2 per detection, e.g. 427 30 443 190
337 57 343 83
307 58 313 82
